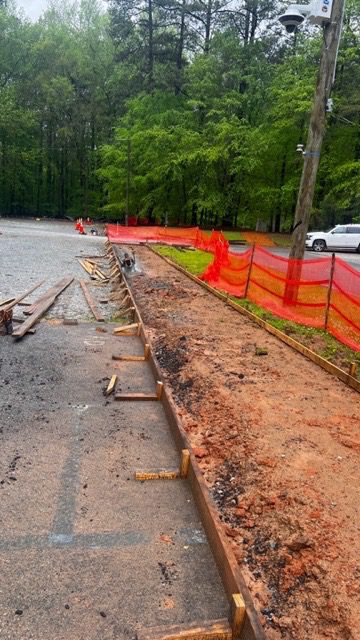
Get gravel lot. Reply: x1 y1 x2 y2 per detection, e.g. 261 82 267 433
0 219 110 320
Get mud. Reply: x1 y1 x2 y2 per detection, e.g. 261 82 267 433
128 246 360 640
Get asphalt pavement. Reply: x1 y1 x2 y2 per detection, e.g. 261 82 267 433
230 244 360 271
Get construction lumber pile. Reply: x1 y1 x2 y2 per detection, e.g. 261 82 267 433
12 277 74 339
78 258 108 284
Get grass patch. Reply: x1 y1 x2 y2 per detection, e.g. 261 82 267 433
155 245 213 275
269 233 292 247
234 298 360 375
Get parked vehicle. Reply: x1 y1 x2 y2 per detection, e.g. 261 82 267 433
306 224 360 252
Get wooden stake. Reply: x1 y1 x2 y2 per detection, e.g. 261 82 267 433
230 594 246 639
105 375 117 396
144 343 150 360
112 354 146 362
349 362 357 377
180 449 190 479
156 381 164 399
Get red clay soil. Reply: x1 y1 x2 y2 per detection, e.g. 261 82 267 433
129 246 360 640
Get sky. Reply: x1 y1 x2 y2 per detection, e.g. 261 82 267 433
16 0 48 20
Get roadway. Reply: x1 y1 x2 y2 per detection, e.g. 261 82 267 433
230 244 360 271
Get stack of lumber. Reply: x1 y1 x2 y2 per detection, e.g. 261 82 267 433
78 258 108 284
12 277 74 339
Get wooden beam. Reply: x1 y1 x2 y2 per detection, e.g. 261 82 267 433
136 619 232 640
0 297 15 307
114 392 159 401
113 323 139 335
112 354 146 362
12 277 74 339
135 469 180 481
2 280 45 314
23 277 74 315
79 280 104 322
180 449 191 479
105 374 117 396
230 594 246 639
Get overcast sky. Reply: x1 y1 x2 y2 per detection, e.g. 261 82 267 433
16 0 49 20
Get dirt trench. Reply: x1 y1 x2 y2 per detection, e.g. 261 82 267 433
127 246 360 640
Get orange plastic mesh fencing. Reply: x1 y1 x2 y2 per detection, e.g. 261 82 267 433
106 224 199 246
327 258 360 352
106 225 227 253
247 247 332 328
201 247 253 297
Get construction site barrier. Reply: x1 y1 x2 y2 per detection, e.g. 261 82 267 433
107 224 360 352
201 244 360 352
106 224 228 253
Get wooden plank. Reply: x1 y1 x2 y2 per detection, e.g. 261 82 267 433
78 259 93 275
79 280 104 322
136 619 232 640
156 381 164 399
114 392 159 401
112 354 146 362
0 297 15 307
12 277 74 339
23 277 74 315
231 594 246 639
105 374 117 396
2 280 45 314
135 469 180 481
180 449 190 479
113 323 139 334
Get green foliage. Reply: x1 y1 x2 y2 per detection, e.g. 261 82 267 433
0 0 360 227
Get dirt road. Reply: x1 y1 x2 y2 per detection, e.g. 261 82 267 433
129 246 360 640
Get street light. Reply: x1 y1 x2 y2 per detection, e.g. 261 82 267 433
279 0 345 261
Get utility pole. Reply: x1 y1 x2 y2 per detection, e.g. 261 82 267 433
289 0 345 260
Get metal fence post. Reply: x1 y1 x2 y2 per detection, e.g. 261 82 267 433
244 243 256 299
324 253 336 331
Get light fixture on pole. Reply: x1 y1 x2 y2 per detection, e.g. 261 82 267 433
278 0 345 265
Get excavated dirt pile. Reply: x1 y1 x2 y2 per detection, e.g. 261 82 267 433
129 246 360 640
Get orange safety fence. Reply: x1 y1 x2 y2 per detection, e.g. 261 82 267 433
106 225 228 253
247 247 332 328
200 244 360 352
327 258 360 352
106 224 360 352
106 224 199 245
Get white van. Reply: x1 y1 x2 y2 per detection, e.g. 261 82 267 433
306 224 360 252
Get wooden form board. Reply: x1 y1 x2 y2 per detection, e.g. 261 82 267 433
150 247 360 394
135 469 180 480
136 619 232 640
108 242 266 640
79 279 104 322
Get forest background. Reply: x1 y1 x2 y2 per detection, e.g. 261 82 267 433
0 0 359 230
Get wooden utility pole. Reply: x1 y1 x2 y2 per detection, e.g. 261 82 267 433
289 0 345 260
